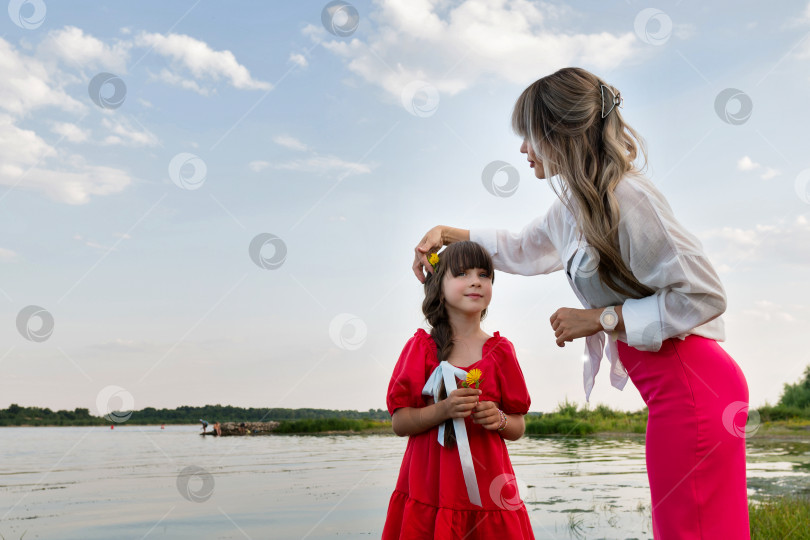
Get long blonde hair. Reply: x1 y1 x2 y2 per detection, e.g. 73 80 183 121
512 67 655 299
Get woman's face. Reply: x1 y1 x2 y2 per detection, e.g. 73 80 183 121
520 138 546 179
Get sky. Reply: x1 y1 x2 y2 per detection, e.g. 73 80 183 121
1 0 810 417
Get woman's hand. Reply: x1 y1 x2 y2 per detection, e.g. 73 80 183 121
413 226 445 283
441 387 481 419
550 307 603 347
471 400 501 430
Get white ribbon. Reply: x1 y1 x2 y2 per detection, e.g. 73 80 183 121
422 361 482 507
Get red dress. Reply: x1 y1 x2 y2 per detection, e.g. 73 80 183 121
382 329 535 540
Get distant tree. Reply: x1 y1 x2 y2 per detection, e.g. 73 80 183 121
779 366 810 409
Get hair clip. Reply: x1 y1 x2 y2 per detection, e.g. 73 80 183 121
600 84 623 118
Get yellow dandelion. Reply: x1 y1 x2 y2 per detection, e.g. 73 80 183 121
428 252 439 267
465 368 483 388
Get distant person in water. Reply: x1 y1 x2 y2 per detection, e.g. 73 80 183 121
214 422 221 436
200 419 209 433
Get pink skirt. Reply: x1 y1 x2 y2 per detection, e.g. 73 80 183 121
616 334 750 539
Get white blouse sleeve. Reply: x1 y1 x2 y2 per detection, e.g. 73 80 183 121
618 182 727 352
469 202 564 276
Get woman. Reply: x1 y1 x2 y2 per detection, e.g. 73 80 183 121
411 67 750 539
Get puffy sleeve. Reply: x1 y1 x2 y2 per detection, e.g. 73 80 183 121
617 181 727 352
469 199 565 276
495 338 531 415
386 335 429 416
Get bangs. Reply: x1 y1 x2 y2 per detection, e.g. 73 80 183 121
511 87 532 139
444 242 494 279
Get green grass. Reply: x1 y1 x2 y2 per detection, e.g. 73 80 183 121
273 418 390 433
750 495 810 539
524 399 648 436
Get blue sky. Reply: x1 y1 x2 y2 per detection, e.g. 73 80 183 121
1 0 809 416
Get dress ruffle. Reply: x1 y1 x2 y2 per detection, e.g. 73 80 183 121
382 490 535 540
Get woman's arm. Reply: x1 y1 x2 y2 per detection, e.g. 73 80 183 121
469 201 564 276
441 226 470 244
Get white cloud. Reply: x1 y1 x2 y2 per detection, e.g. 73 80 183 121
0 35 138 204
267 134 367 176
789 1 810 28
37 26 131 72
249 160 270 172
289 52 308 67
737 155 759 171
273 134 309 151
152 67 212 96
0 114 132 205
760 167 780 180
742 300 798 323
307 0 638 102
99 116 160 147
737 155 780 179
134 31 272 91
273 155 373 177
50 121 88 143
0 37 85 117
0 247 18 261
703 214 810 268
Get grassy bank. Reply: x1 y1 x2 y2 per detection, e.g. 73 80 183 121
750 495 810 539
524 400 648 436
273 418 391 434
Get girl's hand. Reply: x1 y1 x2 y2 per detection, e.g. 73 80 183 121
413 226 445 283
471 401 501 430
442 387 481 419
550 307 602 347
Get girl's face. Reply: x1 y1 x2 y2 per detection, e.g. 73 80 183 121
520 137 546 179
441 267 493 316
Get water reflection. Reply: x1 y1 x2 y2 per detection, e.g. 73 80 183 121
0 427 807 539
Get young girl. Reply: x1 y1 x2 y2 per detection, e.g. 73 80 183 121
382 241 535 539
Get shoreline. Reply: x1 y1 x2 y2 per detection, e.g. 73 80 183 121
5 424 809 441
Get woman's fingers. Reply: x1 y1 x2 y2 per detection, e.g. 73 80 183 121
412 254 427 283
412 244 434 283
412 227 443 283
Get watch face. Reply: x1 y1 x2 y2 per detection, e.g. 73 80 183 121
602 313 617 326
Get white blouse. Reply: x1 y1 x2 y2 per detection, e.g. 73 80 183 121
470 170 727 401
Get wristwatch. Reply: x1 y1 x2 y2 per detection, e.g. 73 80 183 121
599 306 619 332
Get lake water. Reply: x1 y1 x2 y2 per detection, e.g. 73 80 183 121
1 426 809 539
